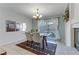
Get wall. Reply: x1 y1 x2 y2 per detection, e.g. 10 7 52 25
65 20 72 47
64 4 72 47
0 7 32 46
70 4 79 47
65 3 79 47
64 3 75 47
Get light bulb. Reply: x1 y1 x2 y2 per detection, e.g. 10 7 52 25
33 16 36 18
39 15 42 18
36 14 39 16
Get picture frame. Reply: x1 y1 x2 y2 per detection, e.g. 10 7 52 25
6 20 20 32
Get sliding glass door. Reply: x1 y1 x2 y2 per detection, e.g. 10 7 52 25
38 18 60 40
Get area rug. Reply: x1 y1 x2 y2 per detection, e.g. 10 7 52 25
16 41 57 55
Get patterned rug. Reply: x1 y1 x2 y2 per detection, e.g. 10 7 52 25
16 41 57 55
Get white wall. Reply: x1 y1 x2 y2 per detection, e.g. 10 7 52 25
65 3 79 47
64 4 72 47
71 3 79 28
71 3 79 25
65 21 72 47
64 4 76 47
70 4 79 47
0 7 32 46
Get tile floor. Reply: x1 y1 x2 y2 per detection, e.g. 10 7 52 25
0 44 36 55
0 41 79 55
56 41 79 55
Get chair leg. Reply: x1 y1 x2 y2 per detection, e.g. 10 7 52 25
39 44 41 50
45 39 47 46
43 36 48 50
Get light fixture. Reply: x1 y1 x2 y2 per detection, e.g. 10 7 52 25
33 8 42 20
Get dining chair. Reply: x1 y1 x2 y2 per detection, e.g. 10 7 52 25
25 32 33 41
32 33 42 49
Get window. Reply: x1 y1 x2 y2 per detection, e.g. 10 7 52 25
20 23 27 31
38 18 58 33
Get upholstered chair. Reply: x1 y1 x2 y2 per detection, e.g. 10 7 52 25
32 33 42 49
25 32 33 41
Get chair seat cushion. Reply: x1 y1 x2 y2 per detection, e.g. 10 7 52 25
32 41 40 49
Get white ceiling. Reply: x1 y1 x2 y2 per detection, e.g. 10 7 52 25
0 3 68 19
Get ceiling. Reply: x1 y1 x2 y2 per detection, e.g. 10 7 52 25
0 3 68 19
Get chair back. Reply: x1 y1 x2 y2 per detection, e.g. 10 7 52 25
32 33 42 43
25 32 32 41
